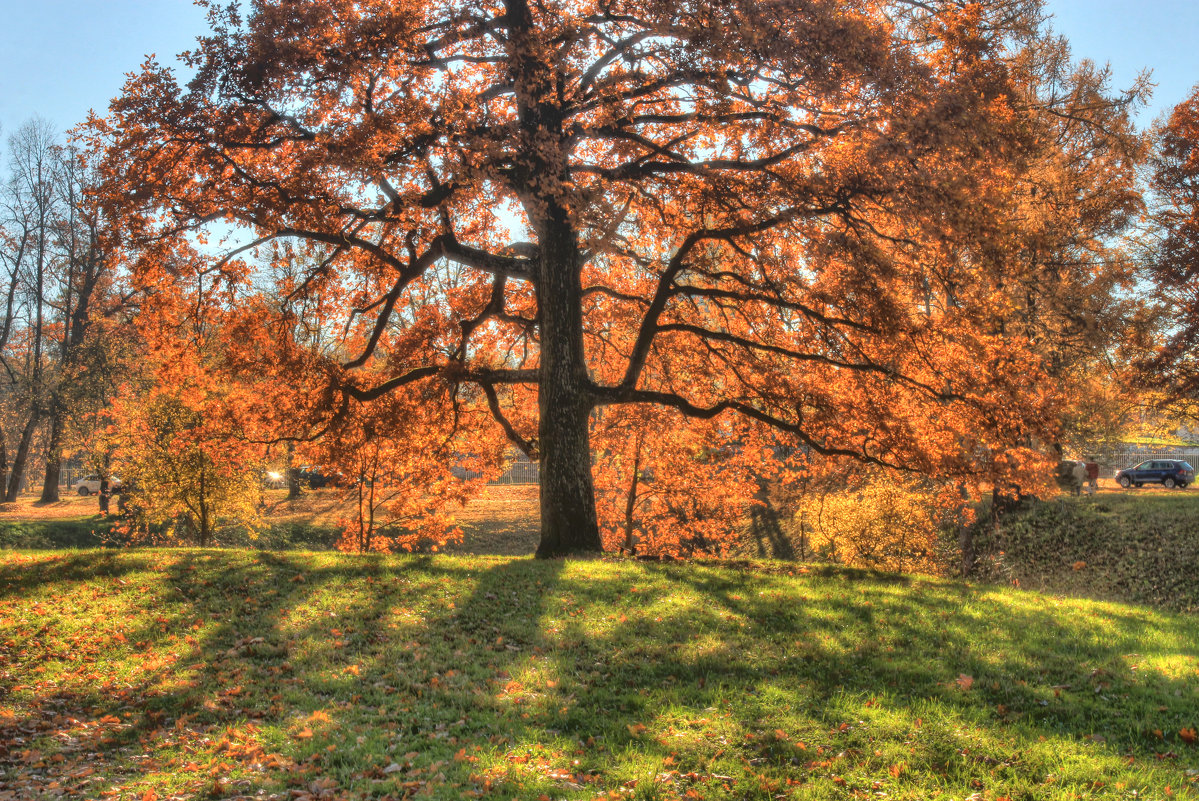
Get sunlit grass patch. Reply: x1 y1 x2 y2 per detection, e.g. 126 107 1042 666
0 550 1197 799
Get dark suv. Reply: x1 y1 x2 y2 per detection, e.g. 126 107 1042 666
1115 460 1195 489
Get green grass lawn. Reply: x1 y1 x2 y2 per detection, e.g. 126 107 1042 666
1 551 1197 800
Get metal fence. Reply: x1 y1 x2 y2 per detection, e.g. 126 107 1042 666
490 459 540 485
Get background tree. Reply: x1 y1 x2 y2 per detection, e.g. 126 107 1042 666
1000 38 1150 461
312 398 501 554
36 146 126 502
1143 84 1199 417
0 121 127 503
98 0 1066 556
0 119 60 501
112 389 264 546
591 405 775 557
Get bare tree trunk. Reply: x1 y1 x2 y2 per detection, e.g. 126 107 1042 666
959 522 976 577
98 475 110 515
286 440 301 499
506 0 602 557
622 432 643 554
6 412 39 502
0 429 8 504
198 465 210 547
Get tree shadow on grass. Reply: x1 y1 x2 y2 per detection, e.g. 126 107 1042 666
745 494 797 561
1 553 1198 800
0 551 570 799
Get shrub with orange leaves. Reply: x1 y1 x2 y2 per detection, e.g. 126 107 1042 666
592 408 779 558
306 385 506 554
101 282 270 547
107 368 267 548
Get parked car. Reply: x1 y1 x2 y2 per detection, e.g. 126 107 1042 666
1115 460 1195 489
71 474 123 496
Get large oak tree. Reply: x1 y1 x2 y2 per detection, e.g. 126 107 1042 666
96 0 1060 556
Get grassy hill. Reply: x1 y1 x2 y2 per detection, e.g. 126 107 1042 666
980 491 1199 614
1 551 1197 800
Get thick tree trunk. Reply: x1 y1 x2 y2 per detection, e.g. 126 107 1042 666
534 216 602 558
536 399 600 557
6 413 39 502
40 408 64 503
505 0 602 557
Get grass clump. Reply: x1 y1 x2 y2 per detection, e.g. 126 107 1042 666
1 550 1197 799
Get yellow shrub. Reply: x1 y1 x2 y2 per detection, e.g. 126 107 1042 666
796 472 963 574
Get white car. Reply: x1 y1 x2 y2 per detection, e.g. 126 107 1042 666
72 475 122 496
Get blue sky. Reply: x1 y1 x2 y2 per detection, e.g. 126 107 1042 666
1050 0 1198 124
0 0 1196 137
0 1 208 136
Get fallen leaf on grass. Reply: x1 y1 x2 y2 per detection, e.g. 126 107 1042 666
956 674 974 691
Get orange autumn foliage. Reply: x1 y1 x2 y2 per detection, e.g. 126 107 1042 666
592 407 780 557
101 290 268 547
310 393 505 554
1146 86 1199 407
86 0 1111 556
